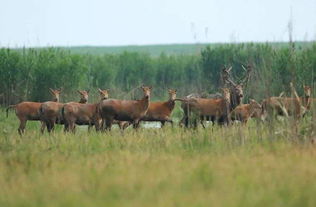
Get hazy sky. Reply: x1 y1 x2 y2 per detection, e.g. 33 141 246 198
0 0 315 47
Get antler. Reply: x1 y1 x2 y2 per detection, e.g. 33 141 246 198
240 64 252 86
290 82 306 117
221 66 237 87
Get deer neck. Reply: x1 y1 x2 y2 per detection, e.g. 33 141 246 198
303 95 311 110
79 98 87 104
139 96 150 112
167 98 175 108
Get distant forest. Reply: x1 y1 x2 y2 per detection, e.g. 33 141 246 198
1 42 316 105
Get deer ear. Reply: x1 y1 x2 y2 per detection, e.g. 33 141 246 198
86 89 90 93
58 88 62 92
98 88 102 93
149 86 152 90
77 90 82 94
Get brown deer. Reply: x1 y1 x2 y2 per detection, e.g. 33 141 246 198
177 88 231 128
141 89 177 127
99 86 152 131
6 88 61 135
230 99 263 124
40 90 89 133
262 83 307 120
179 65 251 128
221 65 252 109
62 89 127 133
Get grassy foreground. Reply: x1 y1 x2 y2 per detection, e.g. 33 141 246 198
1 112 316 207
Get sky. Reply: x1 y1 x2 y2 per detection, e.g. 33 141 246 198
0 0 315 47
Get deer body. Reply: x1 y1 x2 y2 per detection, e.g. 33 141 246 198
231 99 262 124
99 86 151 130
141 89 176 127
6 88 61 135
40 90 89 133
62 89 108 133
262 84 309 120
179 88 231 128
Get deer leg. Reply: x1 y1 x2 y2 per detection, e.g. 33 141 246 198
161 121 165 128
184 116 189 128
200 115 206 129
18 118 26 135
105 119 112 131
40 121 45 134
94 119 101 132
133 120 141 129
87 125 91 132
122 122 131 130
47 120 55 133
64 122 69 133
70 122 76 134
167 119 174 127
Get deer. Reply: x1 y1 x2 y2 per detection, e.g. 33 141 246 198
179 65 251 128
62 89 129 133
62 89 109 133
177 88 231 128
39 90 89 133
141 89 177 127
261 83 307 121
6 88 61 135
98 86 152 131
221 65 253 108
230 99 263 124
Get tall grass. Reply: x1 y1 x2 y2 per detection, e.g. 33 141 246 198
1 110 316 207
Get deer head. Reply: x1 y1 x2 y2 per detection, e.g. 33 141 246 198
168 89 177 101
141 86 152 99
49 88 62 102
303 85 311 98
221 65 252 107
77 90 89 103
98 88 109 100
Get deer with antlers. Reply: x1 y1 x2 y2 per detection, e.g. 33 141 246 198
221 65 252 108
179 64 252 128
6 88 62 135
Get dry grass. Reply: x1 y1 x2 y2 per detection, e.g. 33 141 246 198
1 111 316 207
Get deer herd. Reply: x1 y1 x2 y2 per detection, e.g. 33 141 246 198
5 65 313 135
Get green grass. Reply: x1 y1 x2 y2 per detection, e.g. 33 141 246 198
1 110 316 207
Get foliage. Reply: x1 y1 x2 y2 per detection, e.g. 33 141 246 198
1 42 316 104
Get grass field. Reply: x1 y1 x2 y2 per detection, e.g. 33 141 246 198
1 109 316 207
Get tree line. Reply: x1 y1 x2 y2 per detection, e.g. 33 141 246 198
0 42 315 105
